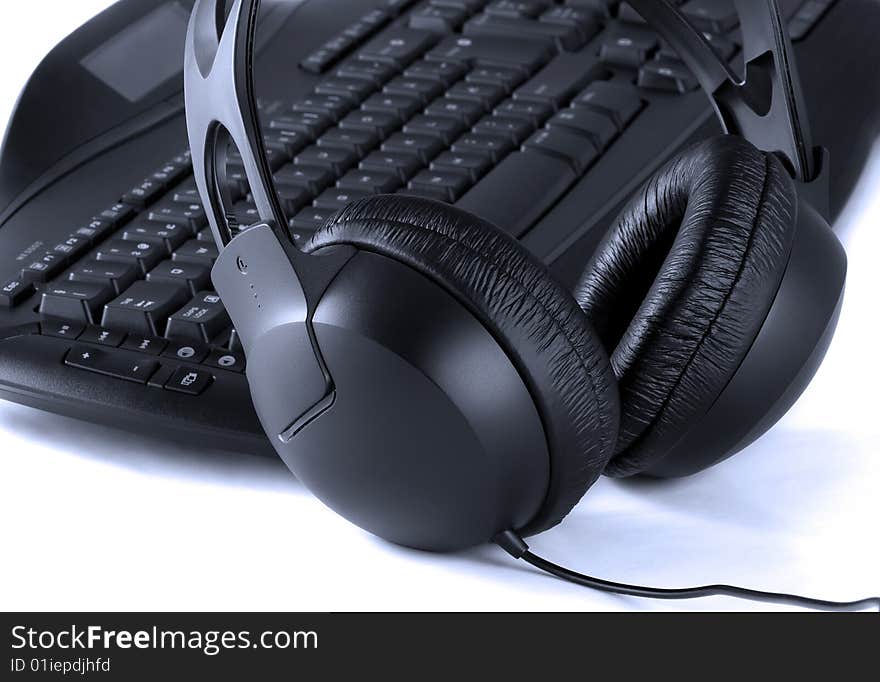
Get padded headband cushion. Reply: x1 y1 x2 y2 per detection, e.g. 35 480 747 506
306 195 620 535
575 136 797 477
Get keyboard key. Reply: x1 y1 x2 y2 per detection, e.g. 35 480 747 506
383 76 445 103
74 218 116 244
456 149 576 237
165 292 231 343
39 281 115 324
163 340 210 362
523 127 598 173
408 169 472 202
430 151 493 181
398 185 453 203
638 58 699 93
425 97 485 125
101 281 189 336
269 112 333 139
404 59 467 86
472 115 534 143
446 81 507 109
51 236 90 263
276 184 314 215
362 92 423 119
292 94 355 121
466 64 525 92
313 188 371 210
486 1 551 19
337 169 402 194
164 366 213 396
427 34 551 74
172 240 220 267
275 165 336 195
463 14 586 51
20 252 67 283
263 128 312 157
382 132 445 163
146 260 212 295
600 31 658 68
494 99 553 126
318 127 380 156
358 27 438 68
574 81 643 129
68 259 140 295
121 334 168 356
410 3 469 32
41 319 85 340
148 203 208 232
514 53 607 108
97 202 137 229
336 59 400 85
339 110 402 139
0 278 33 308
122 220 190 254
79 326 125 347
204 348 246 373
451 133 514 162
96 239 164 274
65 345 160 385
403 114 465 144
359 150 424 181
681 0 739 34
290 207 339 233
547 107 618 150
315 76 376 102
539 6 601 41
122 179 165 207
294 146 359 176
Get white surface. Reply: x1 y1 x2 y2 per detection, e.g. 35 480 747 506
0 2 877 613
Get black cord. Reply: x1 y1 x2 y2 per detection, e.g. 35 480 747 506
494 531 880 612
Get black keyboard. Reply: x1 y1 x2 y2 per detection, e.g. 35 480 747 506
1 0 877 455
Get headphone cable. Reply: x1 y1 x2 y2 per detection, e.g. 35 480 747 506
494 531 880 612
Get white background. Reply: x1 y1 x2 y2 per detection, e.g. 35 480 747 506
0 2 877 612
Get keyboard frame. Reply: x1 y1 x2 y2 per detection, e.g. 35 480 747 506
0 0 878 457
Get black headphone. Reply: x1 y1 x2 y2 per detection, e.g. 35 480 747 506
184 0 875 610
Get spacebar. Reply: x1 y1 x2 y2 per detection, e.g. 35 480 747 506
456 150 576 238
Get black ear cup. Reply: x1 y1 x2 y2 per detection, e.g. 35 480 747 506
306 196 620 534
576 136 798 477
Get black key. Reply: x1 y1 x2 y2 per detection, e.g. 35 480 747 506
121 334 168 356
165 291 230 343
600 31 658 68
638 59 699 93
295 146 359 176
300 47 339 75
96 239 164 274
398 185 453 203
269 112 333 139
163 340 211 363
451 133 514 163
494 99 554 126
486 1 550 19
430 151 493 181
263 128 311 157
427 34 551 74
79 326 125 347
0 278 33 308
410 4 470 32
358 27 438 68
122 220 190 254
276 184 314 215
446 81 507 110
337 169 402 194
204 348 246 373
97 202 137 229
20 252 67 283
404 59 467 86
171 187 202 204
69 259 140 295
65 345 160 385
290 207 339 233
164 366 213 396
539 6 602 42
318 127 380 156
466 65 525 92
173 240 220 267
74 218 116 244
292 94 355 121
408 169 472 202
101 281 189 336
275 164 336 195
313 188 371 210
425 97 485 125
339 110 402 139
574 81 643 129
51 236 90 263
359 151 424 181
362 92 423 119
681 0 739 34
463 14 585 51
146 260 212 295
196 227 214 242
523 127 597 173
41 319 85 340
514 53 607 108
149 159 190 187
547 107 618 151
228 144 289 172
336 59 399 86
473 115 534 143
383 76 445 104
315 77 375 102
382 132 445 163
403 114 465 144
456 150 576 237
122 179 166 207
40 281 115 324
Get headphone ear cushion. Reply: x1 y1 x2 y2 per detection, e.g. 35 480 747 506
306 195 620 535
576 136 798 476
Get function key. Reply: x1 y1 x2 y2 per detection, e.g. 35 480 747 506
39 281 115 324
122 178 165 207
51 236 90 263
97 202 138 229
79 326 125 347
68 259 140 295
121 334 168 356
150 160 190 187
20 252 67 283
41 319 85 340
162 340 210 363
1 279 33 308
101 281 189 337
164 366 213 396
204 348 246 373
65 345 159 385
165 292 230 343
